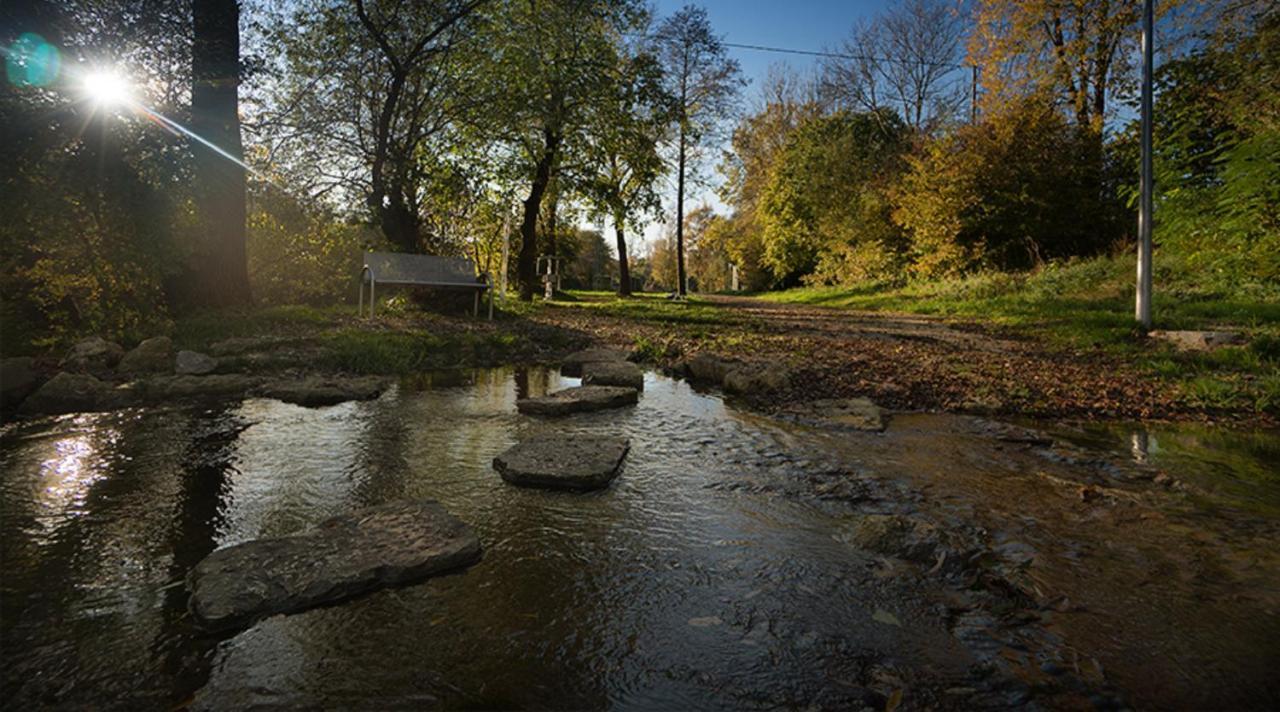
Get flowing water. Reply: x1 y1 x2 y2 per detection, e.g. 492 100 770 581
2 368 1278 709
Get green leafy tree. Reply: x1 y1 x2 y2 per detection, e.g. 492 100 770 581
893 95 1120 278
479 0 645 300
758 108 909 285
580 44 672 296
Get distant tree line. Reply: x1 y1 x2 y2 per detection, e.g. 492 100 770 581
687 0 1278 293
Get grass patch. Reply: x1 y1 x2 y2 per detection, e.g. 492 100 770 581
173 304 348 348
318 328 531 374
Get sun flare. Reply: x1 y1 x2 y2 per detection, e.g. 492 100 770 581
82 69 131 107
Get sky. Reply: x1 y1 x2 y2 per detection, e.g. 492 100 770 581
623 0 898 249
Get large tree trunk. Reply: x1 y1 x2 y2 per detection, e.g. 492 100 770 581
614 212 631 297
518 128 560 301
190 0 250 307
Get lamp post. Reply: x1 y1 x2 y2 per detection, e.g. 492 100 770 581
1136 0 1154 329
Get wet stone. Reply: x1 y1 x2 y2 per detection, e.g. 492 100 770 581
560 347 630 377
19 372 116 415
118 336 173 374
139 374 262 401
60 337 124 377
722 364 791 396
516 385 638 416
259 376 389 407
187 500 482 631
1 357 41 411
679 353 737 384
493 436 630 491
785 398 885 432
581 360 644 390
175 350 217 376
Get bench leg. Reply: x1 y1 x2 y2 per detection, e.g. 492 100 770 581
488 289 494 320
473 291 479 318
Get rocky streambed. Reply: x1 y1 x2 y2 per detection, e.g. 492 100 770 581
1 365 1277 709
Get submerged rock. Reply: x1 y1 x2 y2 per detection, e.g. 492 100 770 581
515 385 638 416
493 436 630 491
118 336 173 374
851 514 943 563
60 337 124 377
581 360 644 390
175 350 217 376
139 374 262 401
1 357 41 411
187 500 482 632
259 376 389 407
560 347 630 377
19 372 116 414
785 398 885 432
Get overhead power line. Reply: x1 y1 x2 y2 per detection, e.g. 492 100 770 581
629 32 975 70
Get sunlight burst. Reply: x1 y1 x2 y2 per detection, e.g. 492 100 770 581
82 69 131 107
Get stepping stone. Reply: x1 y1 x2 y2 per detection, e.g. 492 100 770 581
516 385 638 416
581 360 644 390
259 376 389 407
561 347 629 377
187 500 481 632
493 436 629 491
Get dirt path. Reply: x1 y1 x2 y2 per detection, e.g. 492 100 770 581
534 294 1196 422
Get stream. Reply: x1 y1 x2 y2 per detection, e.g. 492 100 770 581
2 368 1277 709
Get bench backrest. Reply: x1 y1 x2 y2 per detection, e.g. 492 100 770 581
363 252 481 285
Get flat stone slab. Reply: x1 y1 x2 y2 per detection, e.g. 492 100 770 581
187 500 481 631
516 385 638 416
561 348 630 377
581 360 644 390
493 436 630 491
259 376 389 407
1149 329 1245 351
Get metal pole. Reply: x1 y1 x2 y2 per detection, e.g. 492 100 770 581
1136 0 1154 329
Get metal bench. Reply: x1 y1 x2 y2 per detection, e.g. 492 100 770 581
360 251 493 319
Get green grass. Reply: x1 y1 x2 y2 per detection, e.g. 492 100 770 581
757 254 1280 414
172 304 348 348
547 290 756 327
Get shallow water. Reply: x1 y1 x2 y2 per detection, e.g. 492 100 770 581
2 369 973 709
2 368 1278 709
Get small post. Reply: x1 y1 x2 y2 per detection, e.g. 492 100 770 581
731 263 739 292
1136 0 1154 329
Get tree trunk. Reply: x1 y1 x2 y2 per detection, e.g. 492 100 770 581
675 126 687 296
190 0 250 307
614 212 631 297
518 128 560 301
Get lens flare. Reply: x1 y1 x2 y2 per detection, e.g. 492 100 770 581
83 69 131 107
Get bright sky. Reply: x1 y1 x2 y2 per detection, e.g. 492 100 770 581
625 0 897 250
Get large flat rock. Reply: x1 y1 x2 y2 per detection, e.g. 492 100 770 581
187 500 481 631
560 348 630 377
259 376 389 407
493 436 630 491
515 385 638 416
581 360 644 390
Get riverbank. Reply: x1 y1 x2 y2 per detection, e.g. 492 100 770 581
4 274 1276 425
